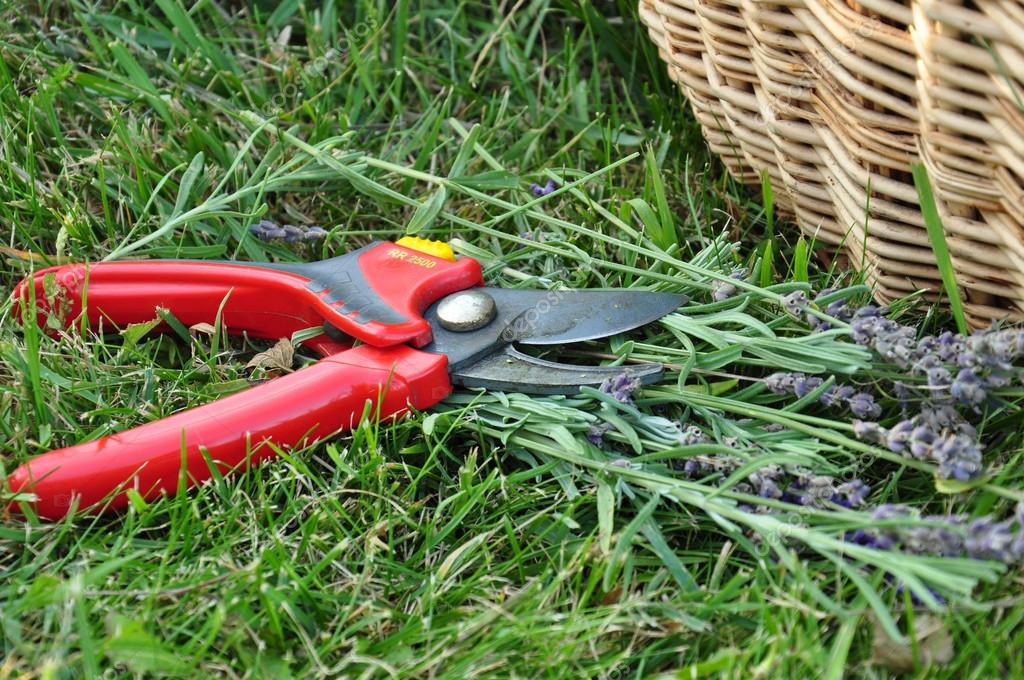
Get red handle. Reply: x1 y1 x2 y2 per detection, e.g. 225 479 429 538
12 242 484 349
12 260 349 350
6 346 451 520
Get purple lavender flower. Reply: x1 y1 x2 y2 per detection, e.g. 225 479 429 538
807 290 857 331
850 315 916 367
712 269 748 302
599 373 643 404
819 385 855 407
676 453 869 511
281 224 304 243
678 425 708 446
676 452 741 478
950 368 986 407
250 219 277 234
912 352 942 373
904 516 965 556
834 479 871 507
780 291 809 316
823 299 853 321
852 412 985 480
846 392 881 420
249 219 285 240
793 375 825 398
966 330 1019 369
765 372 799 395
530 179 556 196
891 381 912 411
764 372 822 399
965 517 1015 561
712 280 738 302
883 419 914 453
916 405 972 435
800 473 840 506
932 434 984 481
853 305 886 319
757 478 783 499
966 504 1024 562
852 420 885 443
985 369 1013 388
866 504 912 550
766 372 880 420
249 219 326 243
682 459 704 476
908 425 937 460
926 366 952 387
586 422 612 446
870 503 910 520
749 464 784 499
933 330 965 361
852 502 1024 565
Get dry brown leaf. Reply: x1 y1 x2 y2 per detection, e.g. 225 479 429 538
245 338 295 376
870 613 953 673
0 246 76 265
189 322 217 335
599 586 623 606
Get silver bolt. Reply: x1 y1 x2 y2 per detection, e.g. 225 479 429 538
436 290 497 332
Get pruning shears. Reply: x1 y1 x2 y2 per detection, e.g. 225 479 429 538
7 237 684 519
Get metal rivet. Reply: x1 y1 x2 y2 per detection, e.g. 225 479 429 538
436 290 497 332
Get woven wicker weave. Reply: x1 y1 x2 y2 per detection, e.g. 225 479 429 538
639 0 1024 326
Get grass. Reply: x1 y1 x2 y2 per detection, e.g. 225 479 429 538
912 163 968 336
1 1 1023 677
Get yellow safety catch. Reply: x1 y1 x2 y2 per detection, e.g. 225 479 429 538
396 236 455 261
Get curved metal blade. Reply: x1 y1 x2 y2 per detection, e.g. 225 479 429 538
489 288 687 346
452 346 664 395
423 288 685 371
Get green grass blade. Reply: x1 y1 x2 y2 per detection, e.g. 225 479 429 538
912 162 968 334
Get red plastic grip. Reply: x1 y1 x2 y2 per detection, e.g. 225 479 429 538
351 243 483 346
11 260 332 345
11 242 484 349
6 345 451 519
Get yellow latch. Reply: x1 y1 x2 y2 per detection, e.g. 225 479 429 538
396 236 455 261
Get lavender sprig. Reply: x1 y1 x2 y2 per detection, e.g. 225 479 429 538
764 372 881 420
852 311 1023 408
849 502 1024 565
675 439 872 510
772 291 1023 483
249 219 327 242
853 417 983 481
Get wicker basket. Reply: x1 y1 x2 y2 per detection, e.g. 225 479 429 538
639 0 1024 327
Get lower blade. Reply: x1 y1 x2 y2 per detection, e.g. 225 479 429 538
452 346 664 395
